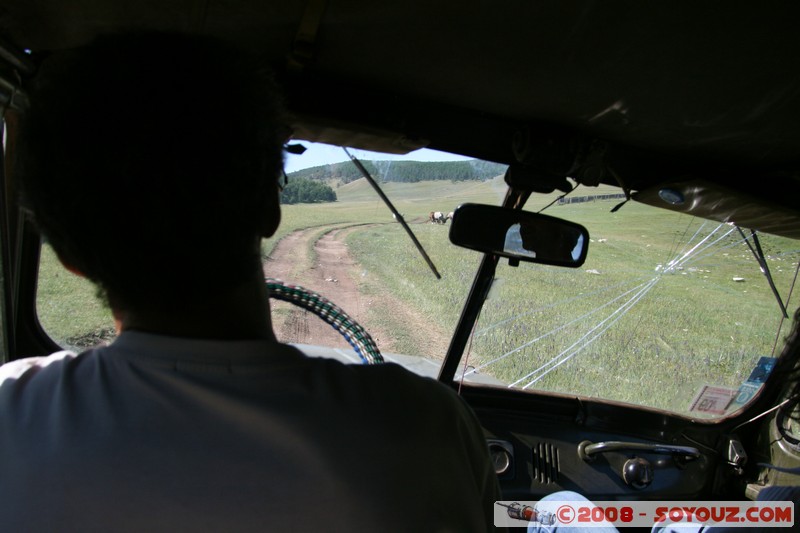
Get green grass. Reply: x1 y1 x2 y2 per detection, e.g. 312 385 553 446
261 175 504 255
335 175 506 204
35 176 800 417
461 200 799 413
343 194 800 415
36 245 115 349
345 223 483 355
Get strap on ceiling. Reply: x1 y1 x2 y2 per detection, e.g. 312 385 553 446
288 0 329 71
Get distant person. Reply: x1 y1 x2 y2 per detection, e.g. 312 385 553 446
503 219 584 263
0 32 499 532
504 223 537 258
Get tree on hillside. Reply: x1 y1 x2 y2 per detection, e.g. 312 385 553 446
288 161 377 184
280 178 337 204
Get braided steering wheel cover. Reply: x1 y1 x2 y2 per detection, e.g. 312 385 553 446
266 278 384 364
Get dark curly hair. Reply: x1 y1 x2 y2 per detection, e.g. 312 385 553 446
17 32 286 312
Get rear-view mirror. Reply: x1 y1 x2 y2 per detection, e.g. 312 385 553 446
449 204 589 267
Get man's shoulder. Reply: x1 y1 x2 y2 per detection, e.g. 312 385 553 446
0 350 94 422
317 357 455 397
0 350 80 388
312 357 479 423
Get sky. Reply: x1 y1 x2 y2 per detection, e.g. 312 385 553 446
283 141 472 173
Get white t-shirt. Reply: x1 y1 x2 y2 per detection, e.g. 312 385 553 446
0 332 499 532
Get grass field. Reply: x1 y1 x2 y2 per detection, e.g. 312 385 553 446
36 245 117 348
345 194 800 415
36 172 800 416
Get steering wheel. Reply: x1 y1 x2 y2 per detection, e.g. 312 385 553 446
266 278 384 364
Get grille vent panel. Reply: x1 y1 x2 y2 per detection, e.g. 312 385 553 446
532 442 560 484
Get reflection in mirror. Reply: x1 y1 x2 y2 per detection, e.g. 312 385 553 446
449 204 589 267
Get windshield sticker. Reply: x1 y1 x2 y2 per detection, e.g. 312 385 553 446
689 385 737 415
731 382 761 407
745 356 776 384
729 356 777 408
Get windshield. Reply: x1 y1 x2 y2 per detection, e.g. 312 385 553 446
463 196 799 418
36 143 800 418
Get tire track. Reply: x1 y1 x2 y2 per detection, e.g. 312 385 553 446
263 224 450 358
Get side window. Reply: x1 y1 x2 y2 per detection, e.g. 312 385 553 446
37 243 115 351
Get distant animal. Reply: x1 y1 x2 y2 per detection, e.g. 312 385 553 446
446 211 454 223
430 211 447 224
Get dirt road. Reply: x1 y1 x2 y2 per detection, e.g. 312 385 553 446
263 225 450 358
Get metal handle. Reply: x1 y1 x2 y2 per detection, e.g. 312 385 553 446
578 440 701 461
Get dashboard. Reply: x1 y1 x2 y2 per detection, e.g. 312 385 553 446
463 387 723 501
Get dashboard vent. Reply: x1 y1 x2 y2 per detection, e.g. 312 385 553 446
532 442 560 484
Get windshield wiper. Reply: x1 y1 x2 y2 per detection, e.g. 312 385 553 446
343 148 441 279
737 227 789 318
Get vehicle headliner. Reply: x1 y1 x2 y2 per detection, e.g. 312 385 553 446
2 1 800 210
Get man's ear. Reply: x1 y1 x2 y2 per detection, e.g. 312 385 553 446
62 263 86 278
54 252 86 278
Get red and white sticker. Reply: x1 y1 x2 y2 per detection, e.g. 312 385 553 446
689 385 737 415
